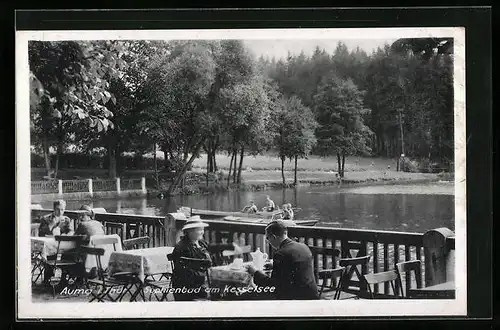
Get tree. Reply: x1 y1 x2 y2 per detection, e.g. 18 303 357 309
271 95 317 185
139 41 217 194
314 77 372 177
29 41 127 177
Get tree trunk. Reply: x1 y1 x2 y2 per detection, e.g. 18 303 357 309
237 145 244 184
108 142 117 179
341 153 346 178
206 148 210 187
54 142 62 178
153 142 159 189
232 148 238 183
42 136 51 177
337 153 342 178
294 155 298 185
281 156 286 185
227 150 235 188
168 142 204 195
399 110 405 156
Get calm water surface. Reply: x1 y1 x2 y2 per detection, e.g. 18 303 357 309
40 182 455 233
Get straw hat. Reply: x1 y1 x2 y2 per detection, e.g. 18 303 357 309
182 216 209 231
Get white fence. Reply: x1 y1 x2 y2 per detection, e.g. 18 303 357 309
31 177 146 196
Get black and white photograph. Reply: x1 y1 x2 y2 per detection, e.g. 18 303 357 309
16 26 466 318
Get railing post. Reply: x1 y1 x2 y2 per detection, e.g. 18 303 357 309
58 180 63 196
165 213 187 246
423 227 455 287
141 177 147 194
88 179 93 197
116 178 121 196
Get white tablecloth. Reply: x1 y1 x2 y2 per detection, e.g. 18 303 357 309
209 262 254 287
86 234 123 272
107 246 174 282
31 237 77 260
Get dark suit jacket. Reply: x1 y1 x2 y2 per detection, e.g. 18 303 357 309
253 238 319 300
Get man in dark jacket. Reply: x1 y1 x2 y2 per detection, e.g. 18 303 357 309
245 220 319 300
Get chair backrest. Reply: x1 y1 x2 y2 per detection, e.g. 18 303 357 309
91 236 121 251
339 255 371 267
364 269 400 298
338 255 371 292
122 236 151 250
54 235 85 242
80 246 106 280
396 260 422 297
167 253 175 271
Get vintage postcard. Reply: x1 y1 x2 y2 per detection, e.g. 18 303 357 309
16 27 466 319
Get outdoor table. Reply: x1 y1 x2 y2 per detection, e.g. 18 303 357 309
209 261 273 300
107 246 174 301
31 236 78 260
407 281 455 299
108 246 174 282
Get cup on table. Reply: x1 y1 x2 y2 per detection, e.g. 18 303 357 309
231 258 244 269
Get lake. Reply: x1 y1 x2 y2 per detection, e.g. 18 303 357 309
38 181 455 233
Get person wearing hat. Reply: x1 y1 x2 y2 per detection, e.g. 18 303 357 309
245 220 319 300
171 216 242 301
74 205 105 242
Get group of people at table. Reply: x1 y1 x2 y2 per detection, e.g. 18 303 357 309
34 199 318 301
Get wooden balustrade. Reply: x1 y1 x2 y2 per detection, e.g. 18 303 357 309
30 208 455 297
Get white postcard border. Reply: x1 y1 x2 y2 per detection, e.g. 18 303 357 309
16 27 466 319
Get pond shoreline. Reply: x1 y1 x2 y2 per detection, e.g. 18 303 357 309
149 171 446 197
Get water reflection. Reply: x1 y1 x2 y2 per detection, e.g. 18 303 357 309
40 182 454 233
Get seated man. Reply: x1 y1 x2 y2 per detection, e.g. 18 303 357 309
262 195 276 212
38 200 74 237
282 203 294 220
245 220 319 300
74 205 105 241
242 201 258 214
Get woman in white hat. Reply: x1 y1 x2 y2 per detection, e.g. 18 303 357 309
171 216 240 301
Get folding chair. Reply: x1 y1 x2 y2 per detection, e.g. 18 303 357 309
89 236 121 273
144 253 175 301
396 260 423 298
172 256 212 301
318 267 346 299
337 255 371 299
364 269 400 299
44 235 86 298
81 246 136 302
122 236 151 250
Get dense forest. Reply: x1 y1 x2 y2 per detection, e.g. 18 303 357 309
29 38 454 192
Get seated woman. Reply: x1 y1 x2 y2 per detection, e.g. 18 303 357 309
74 205 105 242
171 216 242 301
38 200 74 237
241 201 258 214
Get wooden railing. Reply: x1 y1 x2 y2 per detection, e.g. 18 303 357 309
31 208 455 297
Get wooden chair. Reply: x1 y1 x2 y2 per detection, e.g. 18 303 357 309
44 235 86 298
318 267 346 300
91 236 121 252
396 260 423 298
364 269 400 299
179 257 212 287
122 236 151 250
81 246 137 302
337 255 371 299
103 221 127 241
